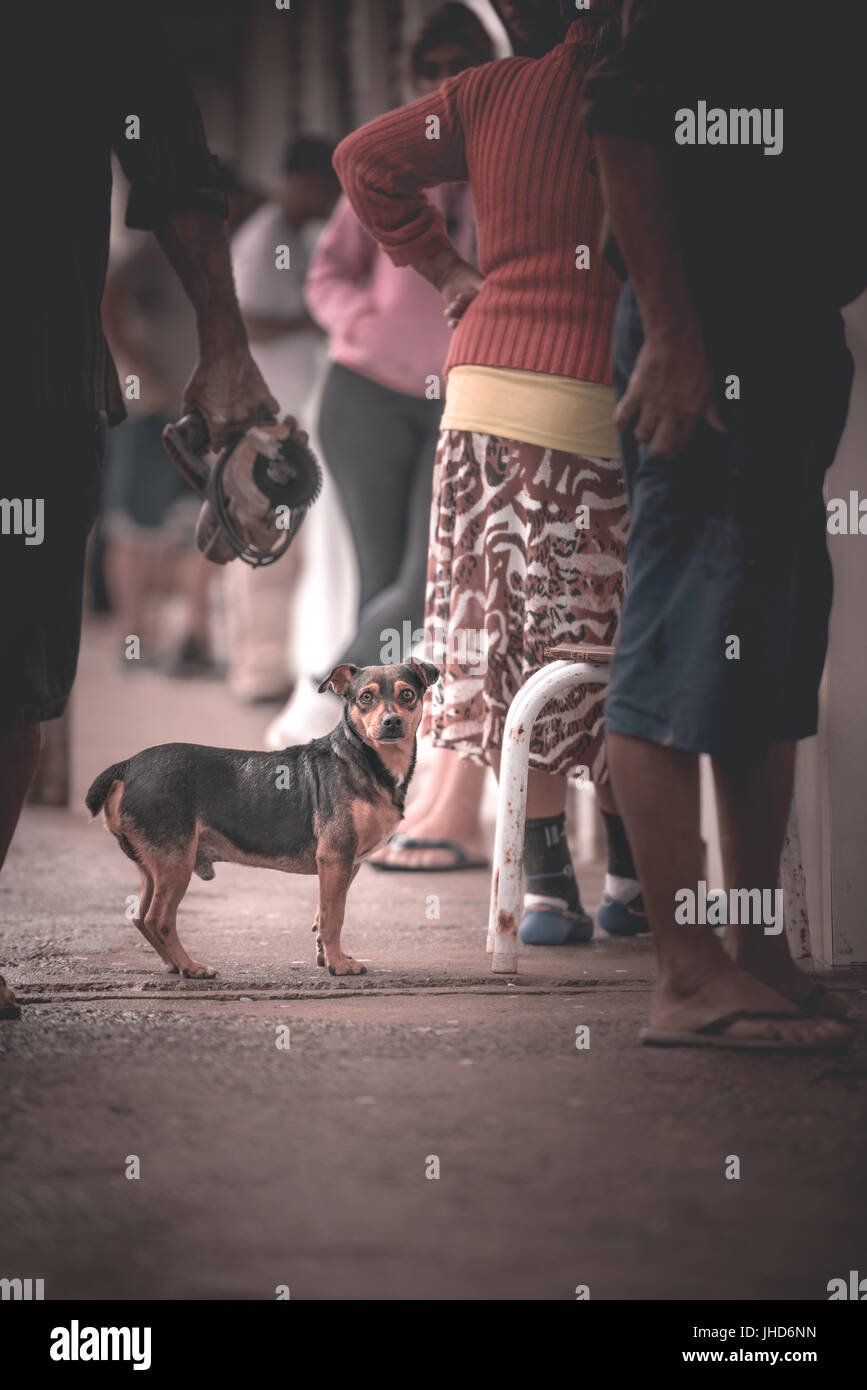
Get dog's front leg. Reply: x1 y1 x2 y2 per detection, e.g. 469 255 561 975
313 864 360 967
316 854 365 976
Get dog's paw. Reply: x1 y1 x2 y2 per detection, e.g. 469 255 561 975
180 962 218 979
327 956 367 977
165 964 180 974
315 950 326 967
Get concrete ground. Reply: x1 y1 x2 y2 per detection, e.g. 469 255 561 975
1 621 866 1301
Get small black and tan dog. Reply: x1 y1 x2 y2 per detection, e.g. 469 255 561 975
86 660 439 978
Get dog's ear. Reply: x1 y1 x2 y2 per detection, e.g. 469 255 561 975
317 663 359 697
410 658 440 689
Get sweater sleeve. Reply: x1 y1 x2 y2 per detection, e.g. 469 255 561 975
304 196 378 335
333 75 470 268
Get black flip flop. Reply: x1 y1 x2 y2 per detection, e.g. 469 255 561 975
799 983 850 1019
0 976 21 1021
640 1009 854 1052
367 834 488 872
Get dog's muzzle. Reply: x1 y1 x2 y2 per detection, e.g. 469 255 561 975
376 714 405 741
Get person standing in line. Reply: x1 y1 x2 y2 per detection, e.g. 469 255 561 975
270 5 491 753
1 2 279 1021
334 1 646 944
585 0 861 1047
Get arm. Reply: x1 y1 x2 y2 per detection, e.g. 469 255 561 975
106 10 277 448
593 136 724 457
151 211 279 445
334 76 484 323
242 311 318 344
585 0 724 456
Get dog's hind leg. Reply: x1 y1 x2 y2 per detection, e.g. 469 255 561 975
145 851 216 980
130 866 177 969
109 814 176 971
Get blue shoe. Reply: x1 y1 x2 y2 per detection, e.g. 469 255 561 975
597 892 649 937
519 901 594 945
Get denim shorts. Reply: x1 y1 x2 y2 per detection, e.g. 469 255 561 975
605 282 854 761
0 413 104 732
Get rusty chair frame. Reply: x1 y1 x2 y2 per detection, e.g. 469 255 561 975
485 644 811 974
486 644 613 973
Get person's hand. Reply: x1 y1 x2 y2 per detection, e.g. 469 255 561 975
182 347 280 453
439 261 485 327
615 326 727 458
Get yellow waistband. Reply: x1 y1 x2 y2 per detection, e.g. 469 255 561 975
441 365 620 459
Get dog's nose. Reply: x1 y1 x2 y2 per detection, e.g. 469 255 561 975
379 713 404 739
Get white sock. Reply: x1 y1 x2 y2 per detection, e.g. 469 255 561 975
524 893 572 913
604 873 642 904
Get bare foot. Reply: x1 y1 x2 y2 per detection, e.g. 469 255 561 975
652 957 852 1045
730 951 849 1018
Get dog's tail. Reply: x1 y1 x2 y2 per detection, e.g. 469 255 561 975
85 761 129 817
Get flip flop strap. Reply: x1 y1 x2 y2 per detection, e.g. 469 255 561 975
389 835 468 864
698 1009 801 1037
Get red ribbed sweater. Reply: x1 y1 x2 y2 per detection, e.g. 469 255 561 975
334 20 620 387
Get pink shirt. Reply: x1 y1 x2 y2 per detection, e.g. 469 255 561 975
305 188 475 399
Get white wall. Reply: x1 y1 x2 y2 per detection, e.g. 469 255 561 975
795 292 867 965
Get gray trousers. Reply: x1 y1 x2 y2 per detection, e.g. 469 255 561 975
318 362 443 669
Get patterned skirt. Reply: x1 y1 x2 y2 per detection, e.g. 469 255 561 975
421 430 628 779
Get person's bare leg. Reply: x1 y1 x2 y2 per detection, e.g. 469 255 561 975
485 750 570 817
525 767 567 819
606 731 848 1042
181 550 213 646
408 747 458 821
714 743 848 1016
0 722 42 1017
595 781 617 815
372 749 488 867
105 539 156 655
0 724 41 869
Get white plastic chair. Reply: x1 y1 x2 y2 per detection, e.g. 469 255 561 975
485 642 810 973
486 644 613 973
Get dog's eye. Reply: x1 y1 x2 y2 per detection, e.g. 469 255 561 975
399 689 415 703
358 691 374 704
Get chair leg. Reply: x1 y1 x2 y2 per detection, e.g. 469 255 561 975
488 661 610 973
